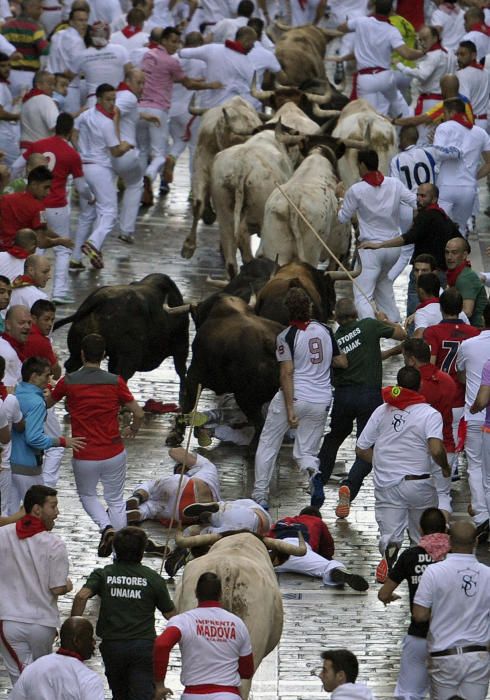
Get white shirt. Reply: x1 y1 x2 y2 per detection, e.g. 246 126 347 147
248 42 281 86
115 87 139 145
170 606 252 687
72 44 129 100
327 0 368 24
0 252 25 282
357 401 443 488
434 121 490 188
290 0 320 26
431 5 465 51
88 0 122 24
0 525 69 627
0 337 22 388
0 33 15 57
47 26 86 78
332 683 378 700
414 303 468 331
398 48 455 96
210 16 247 43
462 30 490 62
414 553 490 651
9 285 48 309
111 29 149 52
129 46 148 68
0 82 19 143
455 330 490 421
20 95 59 145
347 16 405 70
180 43 254 109
1 394 22 470
8 652 105 700
389 144 460 191
200 0 235 24
457 65 490 118
169 57 206 118
338 177 416 242
75 107 120 168
276 321 336 404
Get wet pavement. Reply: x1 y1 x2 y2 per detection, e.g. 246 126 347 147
0 154 489 699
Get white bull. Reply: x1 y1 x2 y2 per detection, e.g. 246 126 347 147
182 96 263 260
210 102 320 278
173 531 306 699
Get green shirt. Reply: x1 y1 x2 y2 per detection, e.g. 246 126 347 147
455 268 487 328
85 561 174 640
333 318 395 387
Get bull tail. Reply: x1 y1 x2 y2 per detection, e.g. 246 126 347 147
52 289 109 331
52 312 78 331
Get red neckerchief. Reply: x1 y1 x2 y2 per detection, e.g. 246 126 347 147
2 332 26 360
450 113 473 129
426 202 447 217
225 39 250 55
117 81 133 93
290 320 311 330
0 383 7 400
382 385 427 409
12 274 36 289
469 22 490 36
22 87 47 103
0 76 10 85
7 246 30 259
362 171 384 187
373 13 391 22
469 60 484 70
15 514 47 539
198 600 223 608
148 40 159 48
416 297 439 310
95 103 114 120
439 2 459 13
446 260 471 287
56 648 84 662
121 24 142 38
427 41 446 52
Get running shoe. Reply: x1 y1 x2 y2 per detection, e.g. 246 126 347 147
126 509 142 523
183 502 220 519
309 473 325 508
330 568 369 591
375 557 388 584
164 546 188 577
97 525 115 557
184 411 209 427
145 540 170 557
81 241 104 269
335 485 351 519
118 234 134 244
193 427 212 447
126 495 142 510
69 259 85 271
476 519 489 544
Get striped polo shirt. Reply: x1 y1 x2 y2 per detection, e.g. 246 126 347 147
1 16 49 72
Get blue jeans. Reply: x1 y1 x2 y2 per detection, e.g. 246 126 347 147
318 385 382 500
100 639 154 700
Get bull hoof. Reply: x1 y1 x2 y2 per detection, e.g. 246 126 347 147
181 240 196 259
165 430 184 447
202 206 216 226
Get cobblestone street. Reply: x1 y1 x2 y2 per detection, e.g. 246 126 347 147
0 156 489 699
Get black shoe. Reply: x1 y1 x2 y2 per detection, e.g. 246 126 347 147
97 526 115 557
183 502 219 519
145 540 171 557
476 519 490 544
309 473 325 508
164 546 188 577
330 568 369 591
160 181 170 196
385 542 399 573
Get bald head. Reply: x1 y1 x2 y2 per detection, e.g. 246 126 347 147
25 254 51 288
185 31 203 48
126 68 145 98
235 26 257 51
5 305 31 343
449 520 477 551
440 73 459 99
14 228 38 255
445 237 469 271
59 617 95 660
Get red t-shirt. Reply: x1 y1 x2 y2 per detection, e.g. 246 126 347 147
269 514 334 559
23 323 57 366
424 320 480 407
24 135 84 208
0 191 46 251
418 364 457 452
51 366 134 460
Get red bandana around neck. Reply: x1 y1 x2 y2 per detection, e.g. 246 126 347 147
0 382 7 400
373 13 391 22
22 87 46 103
2 332 26 360
7 246 30 259
121 24 142 38
427 41 446 52
469 59 484 70
290 320 311 330
382 385 427 409
117 81 132 93
469 22 490 36
416 297 439 310
57 648 84 662
225 39 249 54
148 40 159 48
440 2 459 13
450 113 473 129
362 171 384 187
16 514 47 540
95 103 114 120
426 202 447 216
12 274 36 289
446 260 471 287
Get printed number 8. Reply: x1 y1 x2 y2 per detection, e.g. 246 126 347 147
309 338 323 364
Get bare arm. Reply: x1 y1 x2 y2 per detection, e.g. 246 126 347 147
51 577 73 596
393 113 432 127
477 152 490 180
470 384 490 414
71 586 95 615
0 424 9 444
313 0 326 25
168 446 198 467
462 299 475 318
355 445 373 463
332 353 348 369
0 105 19 121
280 360 297 428
359 235 405 250
428 437 450 477
396 44 424 61
122 399 144 438
109 142 134 158
412 603 431 623
378 577 401 605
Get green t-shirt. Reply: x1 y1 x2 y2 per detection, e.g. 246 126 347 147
85 561 174 640
455 268 488 328
333 318 395 387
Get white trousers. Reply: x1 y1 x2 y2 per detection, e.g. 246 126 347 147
73 195 96 262
0 620 56 685
42 407 64 488
137 107 169 182
65 84 81 113
394 634 429 700
375 478 438 555
9 473 43 514
429 651 490 700
0 124 20 166
465 421 488 525
83 164 118 252
112 149 144 237
203 499 272 535
357 70 409 117
481 431 490 521
438 185 476 234
73 450 127 532
252 391 328 502
181 694 239 700
355 247 401 321
431 454 455 515
168 112 199 176
274 538 345 586
45 205 71 298
0 468 11 516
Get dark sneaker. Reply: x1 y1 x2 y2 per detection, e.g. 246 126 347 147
310 473 325 508
126 509 142 523
193 427 212 447
145 540 171 557
126 495 142 510
159 181 170 197
97 526 115 557
331 568 369 591
476 519 490 544
385 542 399 572
183 502 220 519
69 259 85 271
164 546 188 577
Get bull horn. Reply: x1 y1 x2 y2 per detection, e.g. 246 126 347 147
274 20 291 30
320 28 344 39
163 303 191 315
343 138 369 150
274 118 303 145
206 275 228 288
223 108 254 136
263 531 307 556
258 111 270 122
251 71 274 101
188 94 207 116
365 118 372 145
303 86 332 105
174 531 222 548
313 104 341 118
324 268 362 280
274 79 297 90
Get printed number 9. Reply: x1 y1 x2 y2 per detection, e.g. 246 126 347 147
309 338 323 364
